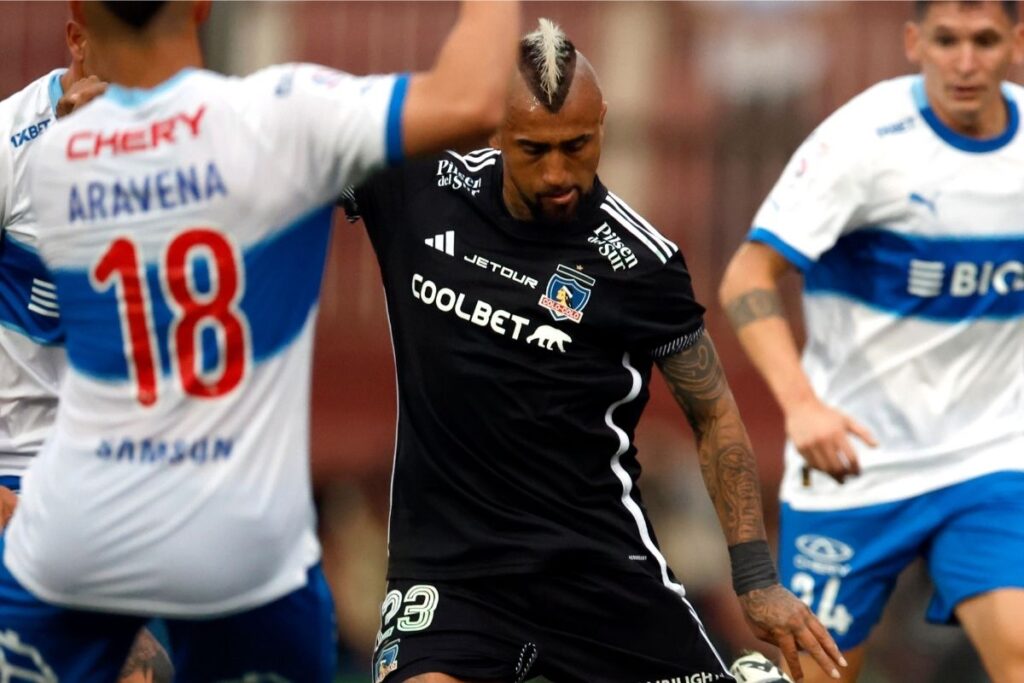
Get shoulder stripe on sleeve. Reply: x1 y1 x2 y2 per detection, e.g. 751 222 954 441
600 202 668 264
606 192 678 258
652 324 705 359
446 148 499 172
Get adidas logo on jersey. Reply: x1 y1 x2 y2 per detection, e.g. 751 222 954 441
425 230 455 256
908 259 1024 297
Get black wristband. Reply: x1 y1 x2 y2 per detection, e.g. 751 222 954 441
729 540 779 595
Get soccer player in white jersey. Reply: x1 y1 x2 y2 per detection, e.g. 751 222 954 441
0 17 174 683
0 1 518 680
720 1 1024 681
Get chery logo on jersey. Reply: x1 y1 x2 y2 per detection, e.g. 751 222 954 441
66 105 206 160
588 222 638 271
539 265 594 323
908 259 1024 298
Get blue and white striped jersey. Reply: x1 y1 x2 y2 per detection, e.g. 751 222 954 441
5 65 406 616
0 69 66 477
752 75 1024 510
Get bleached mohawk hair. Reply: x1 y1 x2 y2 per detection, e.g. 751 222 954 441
519 18 577 113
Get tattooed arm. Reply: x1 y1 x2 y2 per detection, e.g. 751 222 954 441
656 332 765 546
118 628 174 683
656 332 844 680
718 242 875 483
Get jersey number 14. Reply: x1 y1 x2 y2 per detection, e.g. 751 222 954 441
91 229 247 406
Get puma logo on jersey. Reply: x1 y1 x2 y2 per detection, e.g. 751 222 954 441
908 191 938 215
526 325 571 352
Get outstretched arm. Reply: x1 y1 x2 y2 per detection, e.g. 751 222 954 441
402 1 520 157
655 332 845 680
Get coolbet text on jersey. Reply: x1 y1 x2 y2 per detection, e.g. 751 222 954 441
4 64 408 617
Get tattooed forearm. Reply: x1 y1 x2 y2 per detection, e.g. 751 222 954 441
656 332 766 544
119 629 174 683
724 288 784 332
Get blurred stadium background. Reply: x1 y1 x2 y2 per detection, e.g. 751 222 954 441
5 2 1020 681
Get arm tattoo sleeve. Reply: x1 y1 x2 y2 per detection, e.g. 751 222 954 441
656 331 766 545
724 288 784 332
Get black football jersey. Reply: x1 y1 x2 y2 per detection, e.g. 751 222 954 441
348 149 706 581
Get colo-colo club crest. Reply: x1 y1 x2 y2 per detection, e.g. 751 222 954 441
539 264 595 323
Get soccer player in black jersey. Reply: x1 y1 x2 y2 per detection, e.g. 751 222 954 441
347 19 845 683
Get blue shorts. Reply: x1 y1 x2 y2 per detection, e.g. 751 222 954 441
0 534 338 682
779 471 1024 651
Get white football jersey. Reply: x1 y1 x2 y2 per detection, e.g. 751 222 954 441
4 65 407 616
752 75 1024 511
0 69 66 477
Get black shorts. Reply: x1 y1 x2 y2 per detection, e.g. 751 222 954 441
371 570 733 683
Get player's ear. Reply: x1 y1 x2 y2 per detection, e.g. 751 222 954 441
1012 22 1024 66
488 131 501 149
66 20 86 63
599 101 607 126
904 20 923 65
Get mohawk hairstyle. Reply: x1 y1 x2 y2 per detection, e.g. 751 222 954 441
100 1 170 30
914 0 1019 22
518 19 578 113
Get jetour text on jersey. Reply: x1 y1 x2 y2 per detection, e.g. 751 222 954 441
67 161 228 224
66 106 206 160
96 436 234 465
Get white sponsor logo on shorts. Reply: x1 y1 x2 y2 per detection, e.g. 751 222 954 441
794 534 853 577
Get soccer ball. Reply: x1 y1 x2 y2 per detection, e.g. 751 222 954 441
729 651 794 683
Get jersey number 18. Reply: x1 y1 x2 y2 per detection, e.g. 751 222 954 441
91 229 248 406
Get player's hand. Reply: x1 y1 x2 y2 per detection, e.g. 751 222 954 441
56 75 108 118
738 584 846 682
784 397 876 484
0 485 16 530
